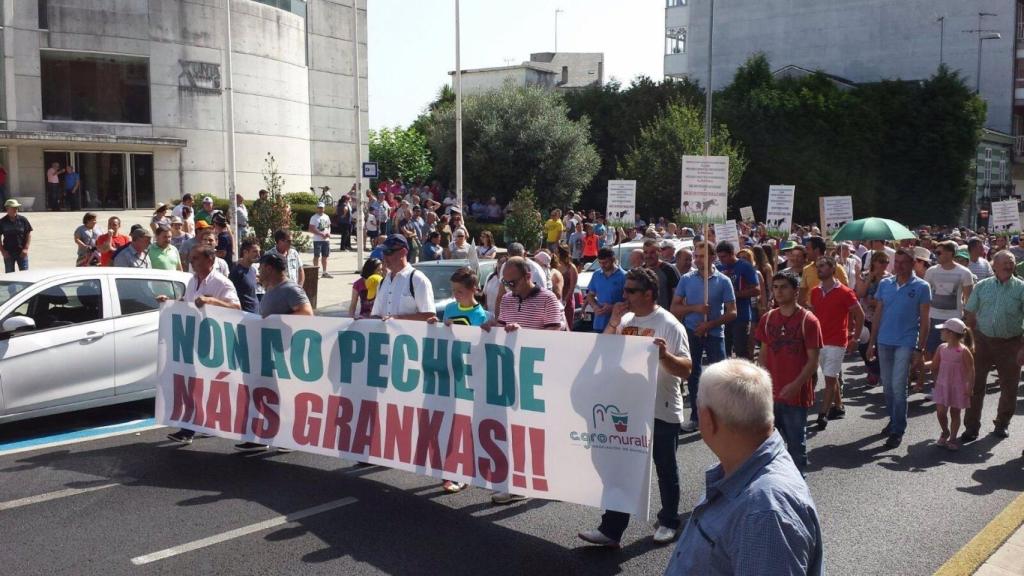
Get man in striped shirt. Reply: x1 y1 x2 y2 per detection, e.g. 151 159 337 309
487 256 564 504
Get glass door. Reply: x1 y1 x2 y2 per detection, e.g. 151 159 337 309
43 151 71 210
130 154 154 209
77 152 126 209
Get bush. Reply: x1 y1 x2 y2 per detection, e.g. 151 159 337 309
284 191 321 206
502 188 544 252
464 218 506 248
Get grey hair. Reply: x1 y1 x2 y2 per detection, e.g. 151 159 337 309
507 242 526 257
697 359 774 432
993 249 1016 266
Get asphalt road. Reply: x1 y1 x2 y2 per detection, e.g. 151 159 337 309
1 358 1022 576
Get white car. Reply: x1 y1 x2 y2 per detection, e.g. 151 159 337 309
0 267 191 424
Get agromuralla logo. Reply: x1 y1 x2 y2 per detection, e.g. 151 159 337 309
568 403 649 450
592 403 629 432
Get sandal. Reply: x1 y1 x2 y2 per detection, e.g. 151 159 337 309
937 432 949 447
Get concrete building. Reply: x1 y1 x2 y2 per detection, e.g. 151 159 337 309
665 0 1024 222
452 52 603 95
0 0 368 211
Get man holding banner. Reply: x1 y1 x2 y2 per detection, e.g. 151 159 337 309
371 234 435 321
579 267 692 547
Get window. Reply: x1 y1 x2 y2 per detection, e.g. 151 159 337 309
667 0 687 6
115 278 184 315
38 0 48 29
9 280 103 331
41 50 151 123
252 0 307 17
666 27 687 55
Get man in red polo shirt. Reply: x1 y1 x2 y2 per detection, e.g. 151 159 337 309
810 256 864 430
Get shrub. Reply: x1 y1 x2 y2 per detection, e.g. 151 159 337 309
284 191 320 206
464 218 506 248
502 188 544 252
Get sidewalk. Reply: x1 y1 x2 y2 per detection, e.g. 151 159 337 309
936 488 1024 576
975 526 1024 575
10 209 359 315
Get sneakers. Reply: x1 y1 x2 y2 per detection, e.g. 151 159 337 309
993 426 1010 439
881 423 892 436
491 492 528 505
234 442 269 452
884 434 903 449
166 431 193 445
275 447 293 453
816 414 828 431
321 272 333 278
578 529 620 548
827 406 846 420
443 480 468 493
653 526 679 545
680 420 699 433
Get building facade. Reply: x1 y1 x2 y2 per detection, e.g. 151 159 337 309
664 0 1024 208
453 52 604 95
0 0 368 210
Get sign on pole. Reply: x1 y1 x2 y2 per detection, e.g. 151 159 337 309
989 200 1020 235
765 185 795 238
680 156 729 228
362 161 379 179
739 206 755 223
606 180 637 229
158 304 659 515
714 220 741 252
819 196 854 239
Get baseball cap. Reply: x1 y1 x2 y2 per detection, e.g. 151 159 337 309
912 246 932 262
935 317 966 335
454 229 466 238
317 202 326 208
533 252 551 267
780 240 799 252
382 234 409 253
259 251 287 271
195 220 211 229
170 216 183 225
202 196 214 204
659 240 675 250
955 249 969 260
130 228 152 240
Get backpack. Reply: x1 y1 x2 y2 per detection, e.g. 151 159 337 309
408 269 425 298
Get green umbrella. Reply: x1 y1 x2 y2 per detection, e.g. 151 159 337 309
831 217 917 242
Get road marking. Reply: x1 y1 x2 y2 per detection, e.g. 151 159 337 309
934 490 1024 576
130 496 359 565
0 483 120 511
0 419 162 457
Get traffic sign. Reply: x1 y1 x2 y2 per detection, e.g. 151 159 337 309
362 162 379 178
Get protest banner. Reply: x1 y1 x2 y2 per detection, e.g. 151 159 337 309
606 180 637 229
739 206 755 223
680 156 729 228
157 303 659 515
714 220 740 252
765 185 795 238
819 196 854 239
989 199 1020 235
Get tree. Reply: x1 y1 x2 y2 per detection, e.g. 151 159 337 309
368 126 433 183
426 82 600 209
618 103 746 221
250 153 309 252
410 84 455 138
503 188 545 251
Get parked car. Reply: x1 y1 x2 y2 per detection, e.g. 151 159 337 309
0 267 191 424
412 259 498 320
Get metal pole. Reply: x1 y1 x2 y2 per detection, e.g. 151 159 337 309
937 16 944 66
455 0 463 210
353 0 365 269
555 9 563 52
704 0 714 157
976 33 983 93
223 0 238 260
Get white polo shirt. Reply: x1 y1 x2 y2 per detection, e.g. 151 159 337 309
184 270 240 306
371 264 434 317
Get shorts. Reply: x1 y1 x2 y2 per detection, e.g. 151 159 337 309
925 325 944 355
367 230 379 240
818 345 846 378
313 240 330 258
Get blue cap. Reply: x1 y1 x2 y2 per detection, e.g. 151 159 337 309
382 234 409 251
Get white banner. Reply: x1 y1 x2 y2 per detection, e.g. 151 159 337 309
157 303 658 515
606 180 637 228
819 196 854 238
714 220 741 253
990 200 1020 235
765 185 795 238
739 206 755 223
680 155 729 227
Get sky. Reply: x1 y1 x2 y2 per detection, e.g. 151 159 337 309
367 0 665 130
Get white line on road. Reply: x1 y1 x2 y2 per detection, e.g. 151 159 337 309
130 496 359 565
0 483 120 511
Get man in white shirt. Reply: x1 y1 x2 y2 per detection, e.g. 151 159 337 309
923 241 974 357
371 234 435 320
160 244 241 445
309 202 333 278
172 193 196 231
967 237 993 281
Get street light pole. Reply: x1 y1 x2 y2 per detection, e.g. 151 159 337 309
555 9 564 52
937 16 944 66
223 0 238 261
704 0 714 157
455 0 463 211
352 0 365 269
973 12 999 93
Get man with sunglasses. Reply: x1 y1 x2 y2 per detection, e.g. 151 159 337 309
370 234 435 321
579 268 692 548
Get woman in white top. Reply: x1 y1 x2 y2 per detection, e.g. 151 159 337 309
476 230 497 259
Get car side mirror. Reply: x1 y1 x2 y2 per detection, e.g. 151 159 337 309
2 316 36 333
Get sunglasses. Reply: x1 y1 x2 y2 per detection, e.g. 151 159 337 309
502 279 519 289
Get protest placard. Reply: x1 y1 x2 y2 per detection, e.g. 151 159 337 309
680 156 729 228
739 206 755 223
989 200 1020 236
714 220 740 253
157 303 659 515
819 196 854 238
765 185 795 238
606 180 637 229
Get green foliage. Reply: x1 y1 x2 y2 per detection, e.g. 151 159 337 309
563 76 705 210
251 153 309 252
410 84 455 137
426 83 600 209
284 191 320 206
464 218 506 248
618 103 746 221
502 188 545 251
368 126 433 184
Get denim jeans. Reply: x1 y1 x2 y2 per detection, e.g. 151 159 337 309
599 419 681 540
878 344 913 436
685 328 726 423
724 319 752 360
4 254 28 273
774 402 808 472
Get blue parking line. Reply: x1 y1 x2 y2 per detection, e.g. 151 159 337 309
0 418 157 452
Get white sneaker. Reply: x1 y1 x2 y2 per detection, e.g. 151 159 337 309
680 420 699 433
491 492 528 505
578 529 620 548
653 525 679 544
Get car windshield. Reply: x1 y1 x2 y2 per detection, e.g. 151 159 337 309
0 281 32 308
415 266 456 300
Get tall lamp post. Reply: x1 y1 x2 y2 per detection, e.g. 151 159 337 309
455 0 463 211
555 8 564 52
936 15 945 66
964 12 1000 229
